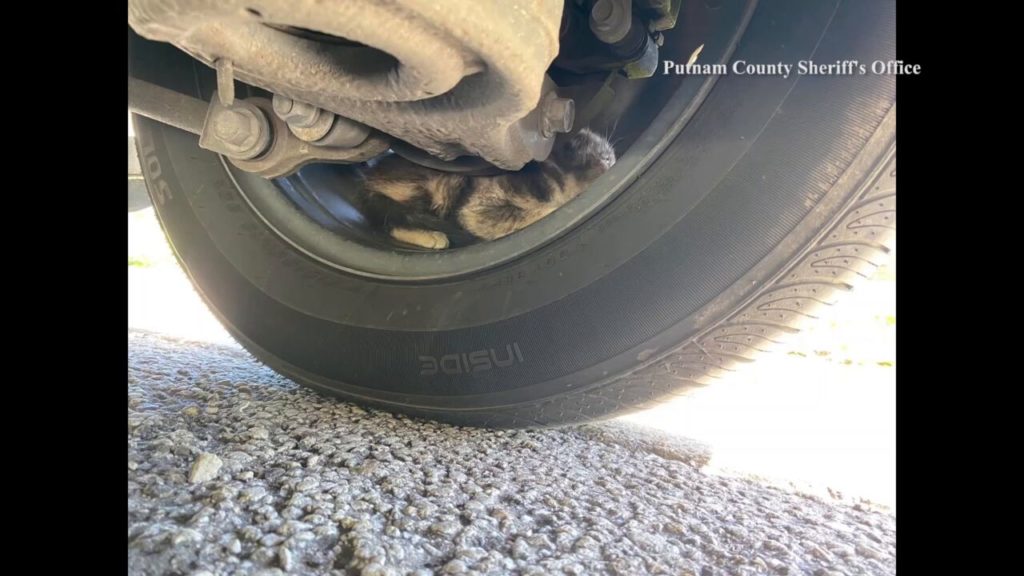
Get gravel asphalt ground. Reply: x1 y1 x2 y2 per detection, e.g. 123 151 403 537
128 330 896 575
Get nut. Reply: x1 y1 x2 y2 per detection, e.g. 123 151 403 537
272 94 322 128
199 100 272 160
590 0 631 44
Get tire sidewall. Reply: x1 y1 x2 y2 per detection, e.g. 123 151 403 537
134 0 897 415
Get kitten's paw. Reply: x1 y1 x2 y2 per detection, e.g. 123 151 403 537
390 228 450 250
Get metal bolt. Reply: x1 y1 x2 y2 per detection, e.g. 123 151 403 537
311 116 371 148
592 0 614 22
272 94 321 128
201 102 272 159
541 93 575 138
590 0 631 44
212 109 251 144
287 111 336 143
272 94 294 116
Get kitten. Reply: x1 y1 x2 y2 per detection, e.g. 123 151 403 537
360 129 617 249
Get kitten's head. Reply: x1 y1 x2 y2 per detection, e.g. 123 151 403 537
551 128 616 181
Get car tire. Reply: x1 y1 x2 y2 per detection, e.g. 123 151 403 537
132 0 896 427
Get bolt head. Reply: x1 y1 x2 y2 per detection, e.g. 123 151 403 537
590 0 629 43
272 96 321 128
592 0 614 24
200 101 272 160
272 94 295 116
213 110 247 142
212 107 265 151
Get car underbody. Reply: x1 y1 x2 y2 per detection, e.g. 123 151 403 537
128 0 681 177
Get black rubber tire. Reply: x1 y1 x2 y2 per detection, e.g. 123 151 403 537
133 0 896 427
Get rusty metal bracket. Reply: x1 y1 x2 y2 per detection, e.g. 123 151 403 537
129 78 390 178
227 98 390 179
